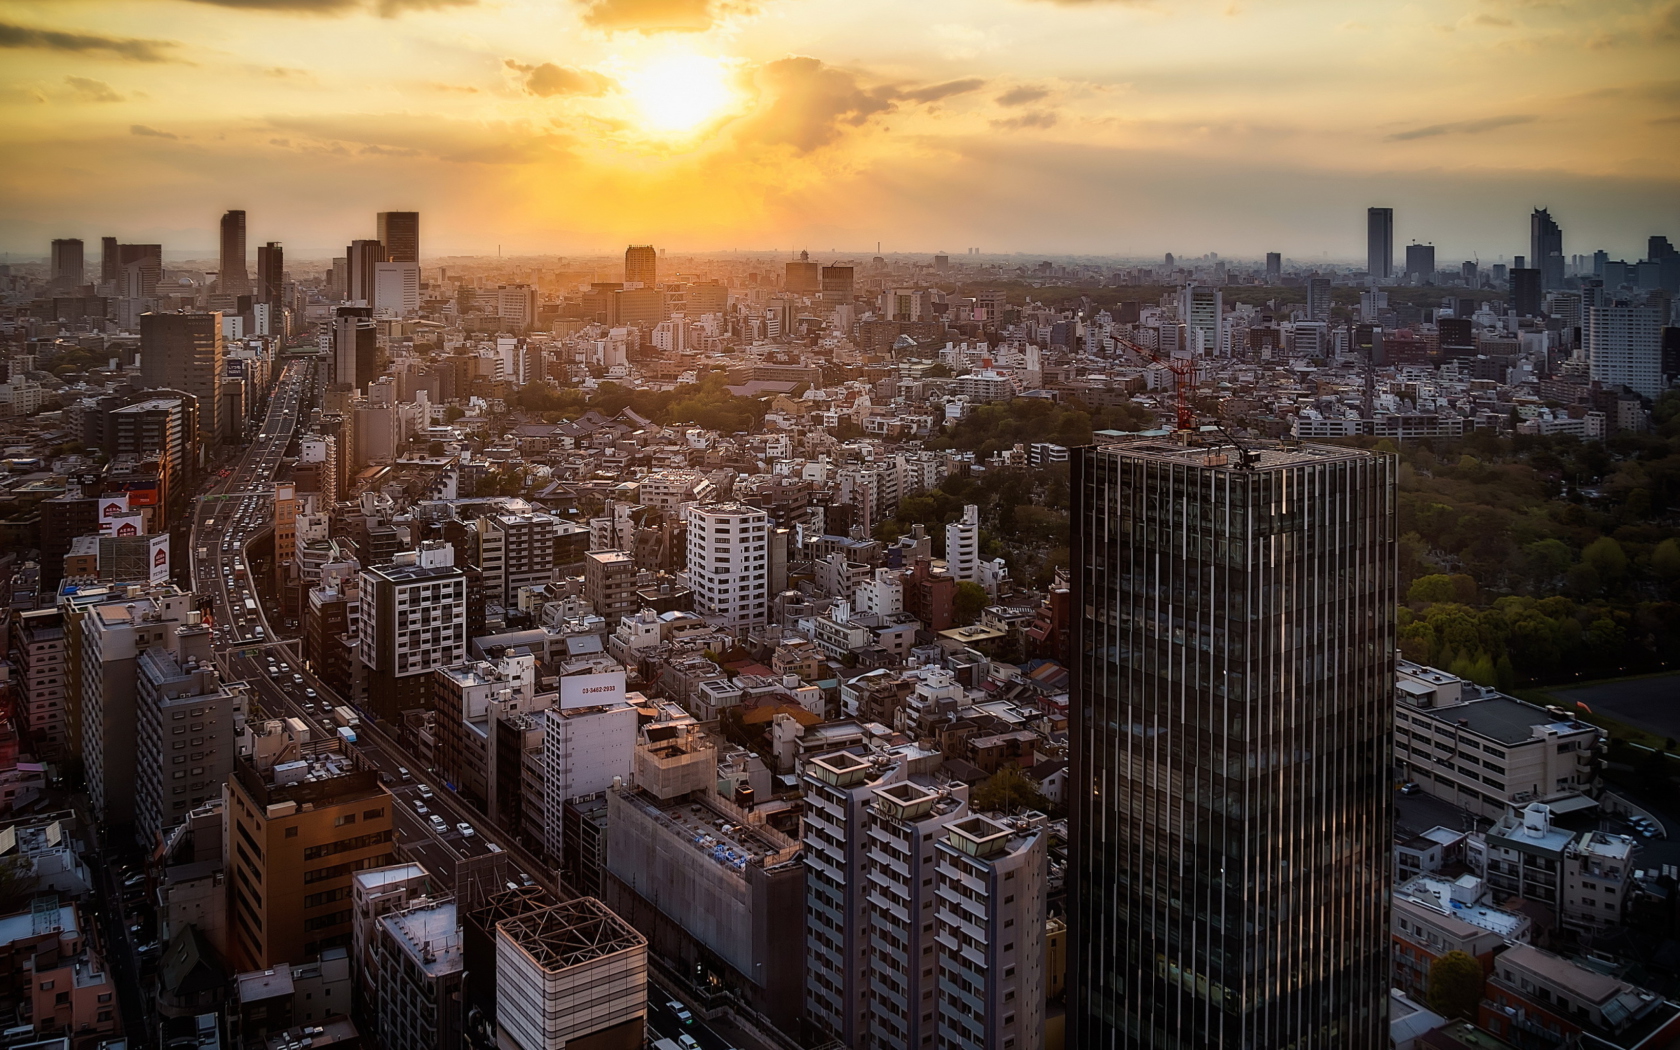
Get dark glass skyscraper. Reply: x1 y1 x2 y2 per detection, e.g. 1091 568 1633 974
377 211 420 263
1366 207 1393 279
1070 436 1397 1050
219 209 250 296
1531 207 1563 291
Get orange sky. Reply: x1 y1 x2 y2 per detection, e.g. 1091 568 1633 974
1 0 1677 259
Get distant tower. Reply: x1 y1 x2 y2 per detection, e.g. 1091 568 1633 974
49 238 84 288
624 244 657 287
219 210 250 296
377 211 420 263
1366 206 1394 279
1405 243 1435 279
1265 252 1281 281
256 242 284 305
1531 208 1564 291
1307 276 1333 322
345 239 383 304
100 236 119 284
785 250 819 295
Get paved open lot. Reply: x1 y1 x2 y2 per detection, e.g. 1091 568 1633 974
1551 673 1680 741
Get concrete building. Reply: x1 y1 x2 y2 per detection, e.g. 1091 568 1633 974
540 702 637 868
1391 874 1529 1001
435 648 549 819
359 542 467 721
225 746 395 971
1585 299 1663 399
1480 943 1680 1050
1561 830 1637 934
494 897 647 1050
135 639 249 849
11 608 70 759
140 312 224 443
373 261 420 318
687 503 770 627
375 896 462 1050
350 861 432 1019
477 511 559 606
1394 660 1602 818
944 505 980 584
584 550 640 626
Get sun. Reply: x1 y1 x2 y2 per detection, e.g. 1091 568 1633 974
622 52 735 135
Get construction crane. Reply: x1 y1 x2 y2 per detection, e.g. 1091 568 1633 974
1112 334 1198 433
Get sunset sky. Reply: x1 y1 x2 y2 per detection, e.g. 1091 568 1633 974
2 0 1677 260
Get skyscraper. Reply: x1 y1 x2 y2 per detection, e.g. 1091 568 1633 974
1366 207 1393 279
1404 243 1435 279
1181 285 1223 354
1510 268 1542 319
219 209 250 295
1070 435 1397 1049
256 241 284 304
50 238 84 288
101 236 119 284
1265 252 1281 282
624 243 657 286
1532 208 1563 291
376 211 420 262
140 312 224 441
1585 299 1662 398
1306 276 1333 322
346 238 384 304
687 503 769 626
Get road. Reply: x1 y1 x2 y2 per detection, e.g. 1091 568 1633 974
1551 673 1680 741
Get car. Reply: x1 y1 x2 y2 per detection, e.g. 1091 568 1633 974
677 1037 700 1050
398 767 411 780
414 802 429 815
457 823 475 837
667 1001 693 1024
429 815 448 832
418 785 433 799
293 675 304 684
305 688 317 698
1400 782 1421 796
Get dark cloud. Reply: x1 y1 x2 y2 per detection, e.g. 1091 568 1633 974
890 78 986 104
996 85 1049 107
1387 114 1535 141
992 109 1058 129
0 21 179 62
576 0 719 32
505 60 613 98
747 57 897 152
1656 1 1680 38
131 124 179 138
65 76 124 102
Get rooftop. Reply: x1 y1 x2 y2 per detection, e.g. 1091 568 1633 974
495 897 645 974
1416 693 1594 746
380 898 462 977
1093 434 1376 470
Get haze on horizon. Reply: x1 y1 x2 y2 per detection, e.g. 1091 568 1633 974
1 0 1677 261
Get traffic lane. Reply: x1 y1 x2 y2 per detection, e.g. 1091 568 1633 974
646 991 741 1050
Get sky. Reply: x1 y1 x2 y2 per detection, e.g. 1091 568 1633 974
1 0 1678 261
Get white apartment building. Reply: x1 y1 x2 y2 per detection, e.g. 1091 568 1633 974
1585 300 1663 399
372 261 419 317
540 702 637 867
687 503 770 627
945 505 981 584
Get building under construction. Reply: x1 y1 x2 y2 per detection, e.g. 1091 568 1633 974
494 897 646 1050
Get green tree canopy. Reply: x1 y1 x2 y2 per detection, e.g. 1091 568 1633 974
969 766 1049 816
1427 950 1485 1020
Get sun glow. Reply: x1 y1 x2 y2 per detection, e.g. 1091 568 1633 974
622 52 735 135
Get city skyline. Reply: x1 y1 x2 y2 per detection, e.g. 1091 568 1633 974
1 0 1678 256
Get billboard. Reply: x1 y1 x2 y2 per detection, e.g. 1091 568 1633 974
559 670 626 710
106 515 143 538
148 535 170 584
120 480 161 508
98 495 129 522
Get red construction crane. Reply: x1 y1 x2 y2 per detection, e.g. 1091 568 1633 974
1113 334 1198 432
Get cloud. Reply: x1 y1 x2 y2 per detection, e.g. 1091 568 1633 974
65 76 124 102
1655 1 1680 37
1386 113 1536 140
176 0 474 16
992 109 1059 129
576 0 721 32
0 21 179 62
131 124 179 138
265 113 573 164
743 57 897 152
996 85 1050 107
505 60 613 98
890 78 986 104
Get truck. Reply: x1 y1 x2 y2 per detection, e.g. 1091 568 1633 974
336 725 357 745
332 706 360 729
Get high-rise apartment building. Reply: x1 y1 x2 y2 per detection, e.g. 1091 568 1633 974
1532 207 1564 291
540 700 637 868
1070 436 1397 1049
374 897 462 1049
1585 299 1663 398
225 748 395 970
358 542 467 720
140 312 224 443
135 637 247 848
687 503 770 626
583 550 640 625
50 238 84 288
11 609 70 759
376 211 420 263
256 242 284 305
476 511 558 605
1180 285 1223 355
1405 243 1435 279
219 209 250 296
945 504 980 583
1306 276 1333 322
345 238 384 304
1367 207 1394 279
624 244 657 286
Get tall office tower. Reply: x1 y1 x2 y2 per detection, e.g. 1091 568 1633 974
79 586 198 832
786 250 820 294
1180 285 1223 354
140 312 225 443
219 209 250 295
946 504 980 583
1306 276 1333 322
1070 435 1397 1049
256 242 284 304
687 503 770 626
820 264 855 302
1532 208 1564 290
226 747 396 970
1404 243 1435 279
101 236 119 284
1265 252 1281 282
358 542 467 720
376 211 420 263
1366 207 1394 279
332 305 377 390
1585 299 1663 398
135 633 246 848
50 238 84 288
624 243 657 287
345 238 384 303
1510 268 1543 319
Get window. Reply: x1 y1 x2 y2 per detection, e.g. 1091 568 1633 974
285 826 298 838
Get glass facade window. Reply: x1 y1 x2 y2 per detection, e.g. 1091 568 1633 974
1070 438 1397 1049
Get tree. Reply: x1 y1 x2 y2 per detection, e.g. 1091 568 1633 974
1654 538 1680 582
1427 950 1485 1020
970 766 1049 815
954 581 988 625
